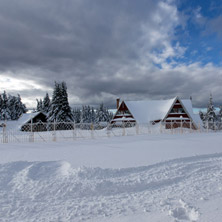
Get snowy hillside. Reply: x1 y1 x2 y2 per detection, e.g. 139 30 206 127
1 133 222 221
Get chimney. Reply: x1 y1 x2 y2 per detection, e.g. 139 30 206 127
116 98 120 109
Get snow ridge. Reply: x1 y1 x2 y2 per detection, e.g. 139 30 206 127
0 153 222 221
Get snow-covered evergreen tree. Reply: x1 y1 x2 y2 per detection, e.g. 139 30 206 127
0 94 3 120
1 91 11 121
43 93 51 113
47 82 73 122
218 106 222 122
95 103 111 123
206 94 216 121
8 95 17 120
36 99 43 112
82 105 92 123
217 106 222 129
204 94 217 129
199 110 204 121
73 108 81 123
14 94 27 119
91 107 96 123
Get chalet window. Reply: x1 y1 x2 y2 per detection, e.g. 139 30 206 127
116 109 130 115
171 108 178 113
178 108 185 113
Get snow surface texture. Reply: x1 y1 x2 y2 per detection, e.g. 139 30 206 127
1 133 222 221
0 154 222 222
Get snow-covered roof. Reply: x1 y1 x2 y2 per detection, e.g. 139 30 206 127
125 98 175 124
0 112 45 131
180 99 203 128
123 97 202 128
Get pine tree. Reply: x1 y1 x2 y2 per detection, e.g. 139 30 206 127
0 94 3 120
43 93 51 113
199 110 204 121
47 82 60 122
218 106 222 121
73 108 81 123
205 94 217 129
91 107 96 123
36 99 43 112
1 91 11 120
95 103 111 123
0 92 26 121
15 94 27 119
8 95 16 120
217 106 222 130
82 105 92 123
47 81 74 122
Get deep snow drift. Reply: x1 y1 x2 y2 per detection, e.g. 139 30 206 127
1 133 222 221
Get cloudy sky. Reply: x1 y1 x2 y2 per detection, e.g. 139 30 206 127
0 0 222 108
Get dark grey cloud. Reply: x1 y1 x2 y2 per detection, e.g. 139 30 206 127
0 0 221 108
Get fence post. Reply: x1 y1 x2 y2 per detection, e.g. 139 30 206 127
29 118 34 142
91 122 94 139
136 123 139 135
207 121 209 133
107 125 111 138
190 121 192 133
73 121 76 140
3 123 8 143
180 119 183 134
53 120 56 142
122 122 125 136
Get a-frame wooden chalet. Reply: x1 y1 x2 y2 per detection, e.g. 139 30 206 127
111 97 202 129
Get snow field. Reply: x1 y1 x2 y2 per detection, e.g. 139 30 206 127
0 133 222 221
0 154 222 221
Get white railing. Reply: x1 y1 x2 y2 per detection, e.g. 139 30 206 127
0 120 220 144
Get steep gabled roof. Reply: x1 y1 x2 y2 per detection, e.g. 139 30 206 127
124 97 176 124
123 97 202 127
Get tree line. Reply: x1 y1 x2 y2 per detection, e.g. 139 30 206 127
0 91 27 121
35 81 113 123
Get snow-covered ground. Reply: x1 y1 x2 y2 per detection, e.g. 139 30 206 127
1 133 222 221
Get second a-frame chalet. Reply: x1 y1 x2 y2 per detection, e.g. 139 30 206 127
111 97 202 129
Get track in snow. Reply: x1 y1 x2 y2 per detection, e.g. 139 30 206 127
0 153 222 221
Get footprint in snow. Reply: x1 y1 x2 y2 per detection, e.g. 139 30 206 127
169 199 199 222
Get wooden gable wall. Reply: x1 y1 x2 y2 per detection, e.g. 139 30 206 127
164 99 196 129
111 102 136 124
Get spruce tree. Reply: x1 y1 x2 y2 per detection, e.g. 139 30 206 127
36 99 43 112
95 103 111 123
15 94 27 119
0 92 26 120
8 95 16 120
199 110 204 121
218 106 222 121
205 94 217 129
43 93 51 113
91 107 96 123
82 105 92 123
47 81 73 122
73 108 81 123
1 91 10 120
0 94 3 120
217 106 222 130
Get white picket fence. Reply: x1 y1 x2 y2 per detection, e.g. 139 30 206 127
0 120 219 144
